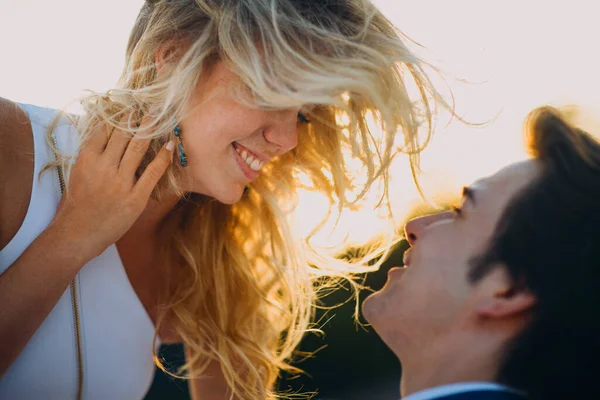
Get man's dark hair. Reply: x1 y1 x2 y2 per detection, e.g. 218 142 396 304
468 107 600 400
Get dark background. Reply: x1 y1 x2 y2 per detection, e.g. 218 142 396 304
144 240 409 400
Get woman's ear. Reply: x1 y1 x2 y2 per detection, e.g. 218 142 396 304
154 43 179 76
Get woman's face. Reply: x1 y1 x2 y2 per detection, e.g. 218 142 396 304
177 61 303 204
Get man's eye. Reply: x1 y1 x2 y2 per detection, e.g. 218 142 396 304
451 205 463 218
297 112 310 124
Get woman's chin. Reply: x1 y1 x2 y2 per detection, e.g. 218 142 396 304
185 178 245 205
211 185 246 205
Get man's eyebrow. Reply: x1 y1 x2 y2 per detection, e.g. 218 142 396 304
462 186 476 205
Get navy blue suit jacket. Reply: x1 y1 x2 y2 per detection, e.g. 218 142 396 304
431 390 525 400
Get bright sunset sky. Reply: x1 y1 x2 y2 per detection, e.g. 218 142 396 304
1 0 599 246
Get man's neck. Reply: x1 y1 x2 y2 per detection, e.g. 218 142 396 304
400 339 501 397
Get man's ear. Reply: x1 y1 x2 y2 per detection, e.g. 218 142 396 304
475 268 536 319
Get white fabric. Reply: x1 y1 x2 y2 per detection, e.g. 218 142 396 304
402 382 520 400
0 103 158 399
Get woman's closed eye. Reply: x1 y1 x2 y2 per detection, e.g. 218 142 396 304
297 112 310 124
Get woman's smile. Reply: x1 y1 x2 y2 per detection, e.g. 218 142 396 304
231 142 266 181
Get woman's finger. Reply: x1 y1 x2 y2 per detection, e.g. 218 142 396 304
81 123 111 154
119 115 155 176
133 142 173 199
103 115 134 166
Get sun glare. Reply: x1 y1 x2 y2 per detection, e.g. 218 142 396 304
1 0 598 249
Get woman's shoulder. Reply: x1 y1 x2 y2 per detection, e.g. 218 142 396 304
0 97 31 137
0 97 34 185
0 97 34 250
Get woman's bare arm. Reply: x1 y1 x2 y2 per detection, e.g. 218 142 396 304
0 98 91 374
0 98 173 375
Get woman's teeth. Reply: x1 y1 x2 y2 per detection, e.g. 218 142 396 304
235 146 265 171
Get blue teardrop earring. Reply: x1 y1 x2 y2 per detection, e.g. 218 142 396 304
173 124 188 167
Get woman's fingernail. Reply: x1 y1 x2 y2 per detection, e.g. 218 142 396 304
166 141 174 151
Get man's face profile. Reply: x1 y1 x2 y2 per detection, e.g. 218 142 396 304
362 160 540 358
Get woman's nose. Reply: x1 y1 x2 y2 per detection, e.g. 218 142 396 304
263 112 299 153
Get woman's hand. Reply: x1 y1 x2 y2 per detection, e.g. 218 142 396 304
52 119 174 260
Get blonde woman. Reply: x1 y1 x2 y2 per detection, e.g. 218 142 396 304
0 0 442 399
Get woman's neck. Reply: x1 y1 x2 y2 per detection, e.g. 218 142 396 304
129 192 183 238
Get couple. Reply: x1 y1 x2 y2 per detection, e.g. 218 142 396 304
363 107 600 400
1 0 597 398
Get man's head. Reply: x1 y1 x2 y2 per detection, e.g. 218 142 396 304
363 107 600 399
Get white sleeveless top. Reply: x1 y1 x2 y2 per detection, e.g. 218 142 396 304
0 104 158 399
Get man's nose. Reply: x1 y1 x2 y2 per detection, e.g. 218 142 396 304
404 211 453 245
263 112 299 153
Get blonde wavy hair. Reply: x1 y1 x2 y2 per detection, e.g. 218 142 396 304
48 0 444 398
